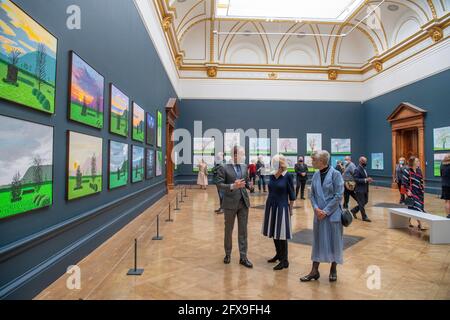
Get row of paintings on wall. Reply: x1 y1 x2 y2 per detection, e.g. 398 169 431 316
433 126 450 177
0 0 163 146
0 115 163 220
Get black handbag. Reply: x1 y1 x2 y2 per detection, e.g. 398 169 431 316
404 197 414 207
341 209 353 227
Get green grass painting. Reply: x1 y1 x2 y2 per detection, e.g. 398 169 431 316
0 115 54 219
70 101 103 129
131 146 144 183
132 103 145 142
110 84 129 137
109 141 128 189
67 176 102 200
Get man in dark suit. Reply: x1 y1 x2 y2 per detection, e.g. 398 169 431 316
217 146 253 268
294 156 308 199
350 156 372 222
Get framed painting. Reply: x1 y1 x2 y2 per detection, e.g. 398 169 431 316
67 131 103 200
146 148 154 179
0 0 57 114
157 110 162 148
109 141 128 189
156 150 163 176
224 132 240 155
69 51 104 128
132 102 145 142
131 145 144 183
277 138 297 155
331 139 351 154
109 84 129 137
371 153 384 170
146 112 155 146
433 127 450 151
434 153 446 177
0 115 53 219
306 133 322 155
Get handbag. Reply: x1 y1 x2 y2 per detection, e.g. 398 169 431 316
344 180 356 191
341 208 353 227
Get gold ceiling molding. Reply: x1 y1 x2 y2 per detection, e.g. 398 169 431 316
175 0 206 34
427 0 438 19
328 69 339 80
154 0 448 80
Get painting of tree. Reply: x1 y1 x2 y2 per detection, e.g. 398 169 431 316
434 127 450 151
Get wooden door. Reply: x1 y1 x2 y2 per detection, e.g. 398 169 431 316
165 98 178 190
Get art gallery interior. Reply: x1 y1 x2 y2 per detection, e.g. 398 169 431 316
0 0 449 301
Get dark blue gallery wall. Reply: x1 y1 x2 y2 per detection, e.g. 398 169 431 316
0 0 176 299
363 69 450 192
175 99 365 182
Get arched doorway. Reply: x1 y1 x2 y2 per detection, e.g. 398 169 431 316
387 102 427 188
165 98 178 190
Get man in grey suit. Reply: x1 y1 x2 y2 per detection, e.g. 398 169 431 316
217 146 253 268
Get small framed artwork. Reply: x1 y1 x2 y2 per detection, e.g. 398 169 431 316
331 139 351 154
156 150 163 176
109 84 129 137
146 113 156 146
131 145 144 183
371 153 384 170
0 0 58 114
109 141 128 189
132 102 145 142
69 51 105 129
306 133 322 155
67 131 103 200
433 127 450 151
434 153 446 177
146 148 155 179
156 110 162 148
0 115 54 220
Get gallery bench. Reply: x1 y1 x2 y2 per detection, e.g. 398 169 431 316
388 208 450 244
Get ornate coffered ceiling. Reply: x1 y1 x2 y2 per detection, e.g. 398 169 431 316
152 0 449 82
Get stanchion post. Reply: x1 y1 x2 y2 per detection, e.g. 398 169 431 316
152 215 164 240
166 202 173 222
184 186 187 197
127 239 144 275
179 190 184 203
174 193 180 211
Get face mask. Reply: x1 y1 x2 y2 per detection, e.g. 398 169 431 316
400 161 404 165
344 160 349 165
361 162 367 167
299 160 303 163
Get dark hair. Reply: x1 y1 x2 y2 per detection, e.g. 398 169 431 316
408 156 418 167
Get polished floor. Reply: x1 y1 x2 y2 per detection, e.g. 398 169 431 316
36 185 450 300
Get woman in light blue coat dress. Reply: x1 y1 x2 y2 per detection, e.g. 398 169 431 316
300 150 344 282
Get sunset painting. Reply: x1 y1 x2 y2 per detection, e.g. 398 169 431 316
132 102 145 142
110 84 129 137
0 0 57 113
69 52 105 129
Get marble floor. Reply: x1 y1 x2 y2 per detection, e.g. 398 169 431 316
35 185 450 300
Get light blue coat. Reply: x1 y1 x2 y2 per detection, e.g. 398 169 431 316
310 167 344 223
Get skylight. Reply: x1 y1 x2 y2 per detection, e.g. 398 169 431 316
216 0 366 22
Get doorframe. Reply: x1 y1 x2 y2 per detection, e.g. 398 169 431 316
165 98 178 190
387 102 427 188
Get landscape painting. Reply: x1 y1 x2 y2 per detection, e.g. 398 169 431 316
193 137 215 155
157 110 162 148
146 113 155 146
109 141 128 189
306 133 322 155
249 138 270 155
0 115 53 219
131 145 144 183
434 153 446 177
132 102 145 142
371 153 384 170
433 126 450 151
277 138 297 155
285 156 297 173
331 139 351 154
156 150 163 176
109 84 129 137
224 132 240 154
69 52 104 128
146 148 154 179
193 155 214 172
0 0 57 114
67 131 102 200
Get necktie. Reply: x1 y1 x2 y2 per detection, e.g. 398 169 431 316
235 165 242 179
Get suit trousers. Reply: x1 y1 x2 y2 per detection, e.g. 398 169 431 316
273 239 288 263
351 191 369 219
224 198 249 258
296 178 306 198
343 186 358 208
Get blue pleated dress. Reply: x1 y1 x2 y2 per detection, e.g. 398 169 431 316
262 171 296 240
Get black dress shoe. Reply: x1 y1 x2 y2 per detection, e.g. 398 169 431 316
362 218 372 222
223 255 231 264
301 197 306 200
239 258 253 268
300 272 320 282
329 272 337 282
447 214 450 219
267 256 279 263
273 261 289 270
352 211 358 219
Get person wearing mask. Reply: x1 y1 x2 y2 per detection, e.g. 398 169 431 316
256 155 267 193
342 156 357 209
197 159 208 190
212 152 226 214
248 159 257 193
217 146 253 268
395 157 406 204
262 155 296 270
335 160 345 174
300 150 344 282
402 156 426 230
350 156 372 222
294 156 308 200
441 154 450 219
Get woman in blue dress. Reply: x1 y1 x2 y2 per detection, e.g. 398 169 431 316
300 150 344 282
262 155 296 270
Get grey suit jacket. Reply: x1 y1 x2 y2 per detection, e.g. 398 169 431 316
217 164 250 210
